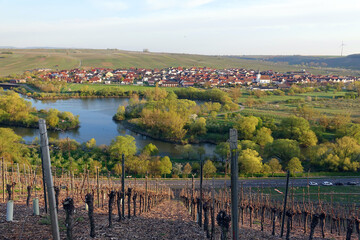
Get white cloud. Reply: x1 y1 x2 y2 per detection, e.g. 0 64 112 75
1 0 360 54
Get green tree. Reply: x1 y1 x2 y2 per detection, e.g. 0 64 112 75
203 160 217 178
264 139 300 167
238 149 263 175
279 116 317 147
261 164 271 174
86 138 96 148
142 143 159 156
267 158 282 176
114 105 126 121
160 156 172 177
46 109 60 128
239 140 260 152
189 117 207 136
0 127 24 163
234 116 259 140
214 142 230 162
253 127 273 148
286 157 303 176
109 135 137 160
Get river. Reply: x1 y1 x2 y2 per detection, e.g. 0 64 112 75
10 96 216 158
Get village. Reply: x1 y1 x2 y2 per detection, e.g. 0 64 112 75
12 66 358 89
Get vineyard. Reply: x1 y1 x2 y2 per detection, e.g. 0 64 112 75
180 178 360 240
1 157 360 239
1 121 360 240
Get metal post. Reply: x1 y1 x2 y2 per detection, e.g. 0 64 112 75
39 119 60 240
230 128 239 240
121 153 125 218
280 170 290 237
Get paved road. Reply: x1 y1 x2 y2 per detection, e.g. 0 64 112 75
124 177 360 190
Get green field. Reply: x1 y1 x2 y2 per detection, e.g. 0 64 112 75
0 49 355 77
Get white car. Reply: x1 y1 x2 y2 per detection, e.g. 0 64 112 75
308 181 318 186
322 181 333 186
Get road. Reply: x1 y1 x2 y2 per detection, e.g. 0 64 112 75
123 177 360 190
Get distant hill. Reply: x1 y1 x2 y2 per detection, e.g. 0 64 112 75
0 48 359 77
235 54 360 72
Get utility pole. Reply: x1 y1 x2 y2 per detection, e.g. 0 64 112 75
39 119 60 240
230 128 239 240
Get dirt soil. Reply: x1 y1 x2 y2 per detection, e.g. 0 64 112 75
0 198 350 240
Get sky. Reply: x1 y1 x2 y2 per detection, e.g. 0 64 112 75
0 0 360 55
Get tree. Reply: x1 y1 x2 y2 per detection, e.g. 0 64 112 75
253 127 273 148
113 163 122 176
0 127 24 163
286 157 303 176
160 156 172 177
267 158 282 176
176 144 196 160
238 149 263 175
46 109 60 128
239 140 260 152
109 135 137 160
203 160 217 178
279 116 317 147
172 163 183 177
189 117 207 136
262 164 271 174
229 86 242 102
214 142 230 162
114 105 126 121
234 116 259 140
183 163 192 177
264 139 300 167
86 138 96 149
142 143 159 156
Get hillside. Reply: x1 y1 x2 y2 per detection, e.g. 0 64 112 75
0 48 357 77
235 54 360 74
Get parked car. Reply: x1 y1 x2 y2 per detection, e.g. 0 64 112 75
347 181 357 185
308 181 318 186
322 181 333 186
334 182 344 186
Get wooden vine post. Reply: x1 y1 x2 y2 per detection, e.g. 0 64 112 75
280 170 290 237
229 128 239 240
121 153 125 218
85 193 96 237
2 157 5 202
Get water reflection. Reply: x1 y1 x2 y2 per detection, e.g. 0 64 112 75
7 96 216 158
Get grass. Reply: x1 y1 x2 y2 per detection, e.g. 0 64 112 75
0 49 356 77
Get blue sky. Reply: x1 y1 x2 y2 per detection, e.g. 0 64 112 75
0 0 359 55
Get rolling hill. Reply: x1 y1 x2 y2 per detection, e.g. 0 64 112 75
0 48 359 76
